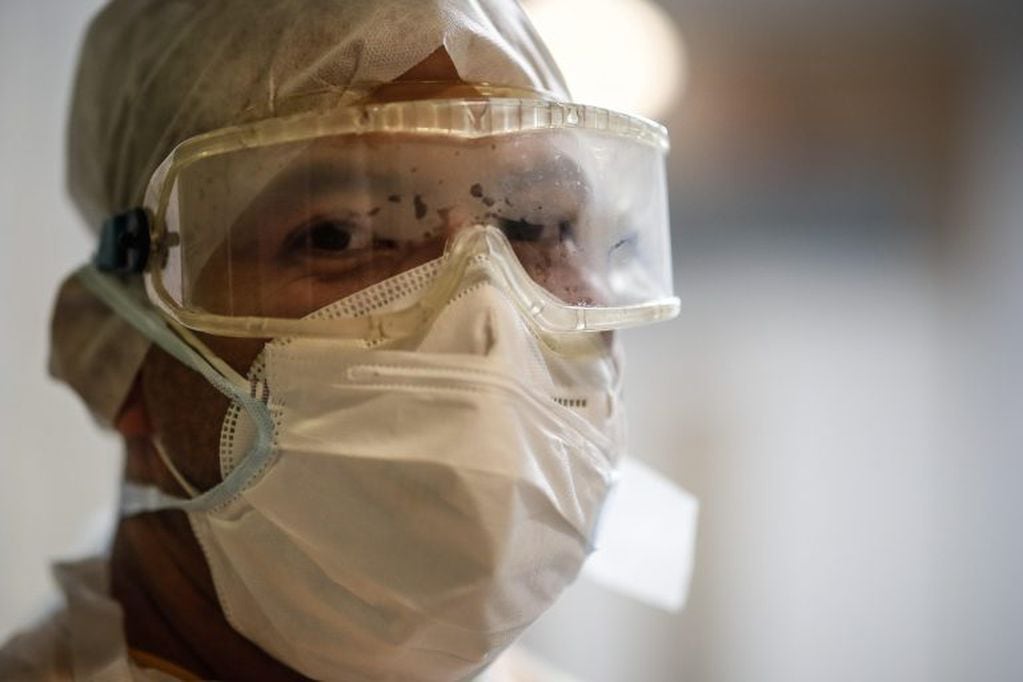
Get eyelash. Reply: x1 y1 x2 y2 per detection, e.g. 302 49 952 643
280 209 584 262
608 231 639 260
496 217 576 243
610 233 636 251
282 216 364 256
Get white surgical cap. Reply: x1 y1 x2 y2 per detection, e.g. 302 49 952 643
53 0 568 425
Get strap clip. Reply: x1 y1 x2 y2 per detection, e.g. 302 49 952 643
94 208 151 274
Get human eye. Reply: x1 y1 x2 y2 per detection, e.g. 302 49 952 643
497 217 577 245
281 215 371 259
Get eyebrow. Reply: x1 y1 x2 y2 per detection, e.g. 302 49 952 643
252 142 593 206
498 154 591 197
222 160 382 247
258 160 380 199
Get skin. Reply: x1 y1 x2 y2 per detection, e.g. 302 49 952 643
113 47 610 679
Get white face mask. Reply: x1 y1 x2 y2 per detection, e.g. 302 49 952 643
92 256 625 682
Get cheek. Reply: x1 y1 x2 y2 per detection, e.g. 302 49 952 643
200 334 267 376
140 346 235 491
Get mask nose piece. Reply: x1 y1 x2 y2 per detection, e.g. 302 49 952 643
443 223 513 261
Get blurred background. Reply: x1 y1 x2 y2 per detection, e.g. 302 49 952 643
1 1 1021 680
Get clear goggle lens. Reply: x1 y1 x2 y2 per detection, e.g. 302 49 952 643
145 100 677 337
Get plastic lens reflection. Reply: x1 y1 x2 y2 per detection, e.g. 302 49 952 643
159 128 670 321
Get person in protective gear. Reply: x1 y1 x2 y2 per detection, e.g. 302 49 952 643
0 1 679 680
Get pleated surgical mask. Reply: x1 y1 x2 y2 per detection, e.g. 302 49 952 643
81 252 625 681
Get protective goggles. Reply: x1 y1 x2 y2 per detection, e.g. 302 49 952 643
97 99 679 339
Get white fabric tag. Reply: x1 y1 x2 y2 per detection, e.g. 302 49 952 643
581 457 699 612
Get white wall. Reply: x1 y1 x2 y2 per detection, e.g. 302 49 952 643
0 0 118 639
934 38 1023 682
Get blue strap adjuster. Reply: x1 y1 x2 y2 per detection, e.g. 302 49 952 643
94 208 150 274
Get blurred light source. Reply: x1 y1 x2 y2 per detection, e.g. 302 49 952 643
522 0 686 120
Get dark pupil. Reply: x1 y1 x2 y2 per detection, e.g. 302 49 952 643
307 221 352 251
499 218 545 242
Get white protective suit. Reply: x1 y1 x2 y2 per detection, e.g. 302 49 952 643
0 560 576 682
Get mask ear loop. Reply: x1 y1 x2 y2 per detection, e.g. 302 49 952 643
152 436 201 498
76 264 277 514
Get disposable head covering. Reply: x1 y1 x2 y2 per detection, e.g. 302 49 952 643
52 0 569 425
